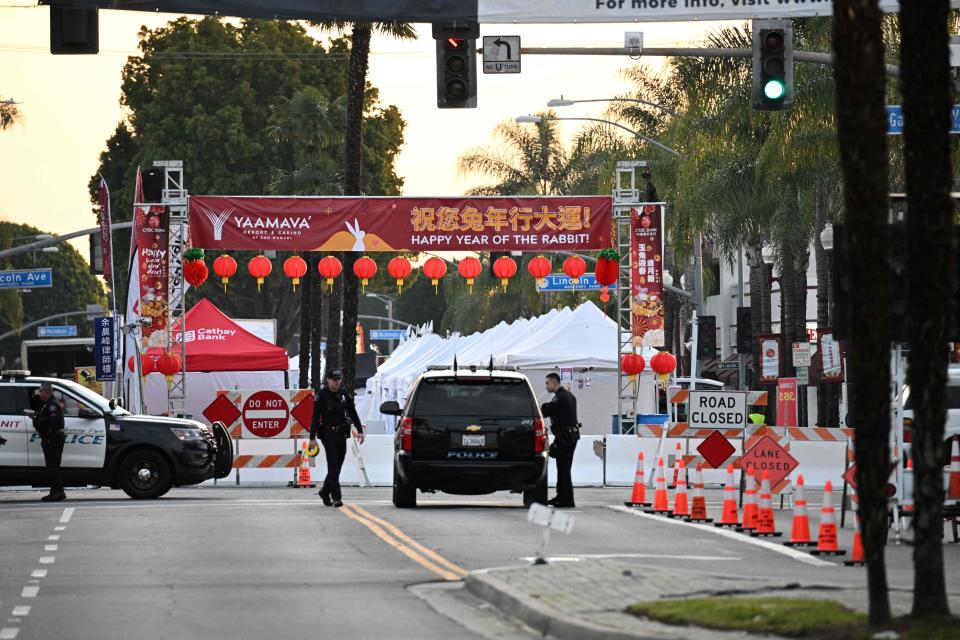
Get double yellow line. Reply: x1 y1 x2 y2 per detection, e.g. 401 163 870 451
340 504 469 582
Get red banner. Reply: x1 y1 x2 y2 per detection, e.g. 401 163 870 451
630 204 665 348
776 378 799 427
97 177 113 284
134 204 169 348
188 195 612 252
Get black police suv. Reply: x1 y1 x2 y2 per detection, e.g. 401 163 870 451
0 371 233 499
379 366 548 508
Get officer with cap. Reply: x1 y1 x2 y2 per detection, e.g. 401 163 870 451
309 369 364 507
541 372 579 508
30 382 66 502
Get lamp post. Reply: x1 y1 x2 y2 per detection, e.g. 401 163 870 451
547 96 678 117
514 114 681 158
365 292 396 354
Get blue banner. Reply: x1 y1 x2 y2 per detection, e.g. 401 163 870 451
370 329 407 341
94 317 117 381
38 325 77 338
0 268 53 290
887 105 960 135
536 273 617 292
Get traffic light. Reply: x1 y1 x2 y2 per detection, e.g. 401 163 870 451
433 23 478 109
50 5 99 55
736 307 753 354
751 19 793 111
697 315 718 360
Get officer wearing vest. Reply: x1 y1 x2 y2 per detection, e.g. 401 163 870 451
541 373 579 508
31 382 66 502
309 369 364 508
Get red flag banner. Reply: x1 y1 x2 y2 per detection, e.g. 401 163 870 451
630 204 665 348
97 177 113 283
188 195 612 252
134 204 169 348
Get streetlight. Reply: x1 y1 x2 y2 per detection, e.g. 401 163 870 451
515 114 681 158
547 96 678 117
365 292 397 354
819 221 834 251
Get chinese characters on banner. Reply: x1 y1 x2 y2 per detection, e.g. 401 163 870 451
94 316 117 381
97 177 113 284
134 204 169 348
630 204 665 348
776 378 799 427
759 334 782 383
189 195 612 252
818 329 845 382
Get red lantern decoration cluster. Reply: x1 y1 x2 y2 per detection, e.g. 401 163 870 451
183 248 208 288
353 256 378 292
458 256 482 293
562 255 587 285
620 353 646 377
527 256 551 288
423 257 447 294
212 255 237 292
492 256 517 292
387 257 412 293
283 256 308 291
247 255 272 291
156 351 182 388
318 255 342 291
595 248 620 303
127 354 158 376
650 351 677 388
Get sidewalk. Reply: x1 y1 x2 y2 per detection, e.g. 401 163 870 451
465 558 960 640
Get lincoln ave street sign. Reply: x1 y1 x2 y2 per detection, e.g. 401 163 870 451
0 268 52 290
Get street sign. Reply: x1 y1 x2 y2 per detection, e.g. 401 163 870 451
370 329 407 341
687 391 747 430
796 366 809 386
777 378 799 427
887 105 960 135
93 317 117 381
791 342 811 368
527 503 575 533
290 395 314 431
38 325 77 338
242 390 290 438
842 464 858 490
0 268 52 290
203 394 242 427
536 273 617 292
739 435 799 489
717 361 740 370
482 35 521 74
697 430 736 469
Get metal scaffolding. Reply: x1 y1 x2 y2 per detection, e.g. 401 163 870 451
157 160 188 418
614 161 644 434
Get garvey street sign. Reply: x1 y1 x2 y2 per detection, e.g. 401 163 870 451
887 105 960 135
370 329 407 341
0 268 52 290
739 435 799 489
688 391 747 429
536 273 617 292
483 35 521 73
38 325 77 338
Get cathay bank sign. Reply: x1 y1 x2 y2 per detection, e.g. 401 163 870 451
184 328 236 343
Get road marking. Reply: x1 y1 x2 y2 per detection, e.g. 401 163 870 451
20 587 38 599
518 553 741 562
54 526 65 531
48 535 60 541
38 557 54 564
0 627 19 639
10 608 29 618
30 570 46 579
43 545 57 552
608 506 834 567
340 504 468 582
59 508 74 523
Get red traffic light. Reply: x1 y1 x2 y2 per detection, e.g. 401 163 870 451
446 37 464 49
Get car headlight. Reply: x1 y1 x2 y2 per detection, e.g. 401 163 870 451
171 427 205 442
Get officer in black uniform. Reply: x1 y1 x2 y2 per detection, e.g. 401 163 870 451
31 383 66 502
309 370 364 508
541 373 579 508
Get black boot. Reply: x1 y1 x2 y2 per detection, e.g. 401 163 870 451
318 485 333 506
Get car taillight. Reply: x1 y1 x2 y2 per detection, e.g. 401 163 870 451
533 417 546 454
400 417 413 452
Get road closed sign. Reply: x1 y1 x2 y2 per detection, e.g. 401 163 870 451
242 391 290 438
688 391 747 429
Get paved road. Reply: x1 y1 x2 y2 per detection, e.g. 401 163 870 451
1 487 957 639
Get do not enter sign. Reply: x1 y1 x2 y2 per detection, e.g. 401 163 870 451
242 390 290 438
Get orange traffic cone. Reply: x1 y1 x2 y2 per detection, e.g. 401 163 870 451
948 435 960 501
903 457 914 514
844 512 866 566
647 457 671 514
625 451 650 507
715 464 741 528
784 474 814 547
670 442 683 488
689 463 712 523
811 480 846 556
751 470 783 537
738 469 759 533
670 460 690 518
296 441 315 488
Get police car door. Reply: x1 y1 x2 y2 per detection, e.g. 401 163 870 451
25 385 107 470
0 386 30 472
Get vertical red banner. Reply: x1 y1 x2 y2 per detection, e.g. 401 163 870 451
777 378 799 427
97 177 113 284
134 204 169 349
630 204 665 348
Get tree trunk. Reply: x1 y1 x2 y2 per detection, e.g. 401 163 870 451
298 251 313 389
833 0 893 624
309 254 324 389
339 22 372 393
814 186 832 427
747 245 765 390
900 0 954 618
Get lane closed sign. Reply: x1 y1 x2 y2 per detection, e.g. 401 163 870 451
688 391 747 428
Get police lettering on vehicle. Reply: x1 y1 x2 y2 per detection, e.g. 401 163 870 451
446 450 498 460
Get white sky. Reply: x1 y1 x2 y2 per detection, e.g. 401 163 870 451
0 3 728 257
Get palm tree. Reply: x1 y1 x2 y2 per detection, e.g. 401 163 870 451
0 99 21 130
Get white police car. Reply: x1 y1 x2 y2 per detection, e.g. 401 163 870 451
0 371 232 498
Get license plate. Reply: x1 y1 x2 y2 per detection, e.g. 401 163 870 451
462 434 485 447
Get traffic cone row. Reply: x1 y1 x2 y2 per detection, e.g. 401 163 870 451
738 469 758 533
784 474 814 547
688 464 712 523
810 481 846 556
625 451 650 507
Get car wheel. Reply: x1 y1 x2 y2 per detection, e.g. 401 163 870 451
523 475 548 507
119 449 172 499
393 464 416 508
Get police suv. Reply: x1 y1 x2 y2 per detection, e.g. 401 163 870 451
0 371 233 498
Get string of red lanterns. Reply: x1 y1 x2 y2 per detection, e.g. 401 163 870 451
247 255 272 291
457 256 482 293
317 255 342 291
492 255 517 292
353 256 378 293
422 256 447 294
387 257 412 293
282 255 308 291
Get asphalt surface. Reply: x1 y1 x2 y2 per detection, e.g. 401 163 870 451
1 486 958 640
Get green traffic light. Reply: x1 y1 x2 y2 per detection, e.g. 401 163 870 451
764 79 786 100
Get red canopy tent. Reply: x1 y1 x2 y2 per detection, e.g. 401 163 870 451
144 298 288 372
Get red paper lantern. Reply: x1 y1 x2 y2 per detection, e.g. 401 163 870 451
527 255 552 288
184 260 208 288
562 255 587 284
492 256 517 292
283 256 308 291
422 257 447 294
127 355 157 376
621 353 646 377
650 351 677 389
353 256 378 293
156 351 182 388
212 255 238 292
387 257 412 293
457 256 483 292
317 255 343 290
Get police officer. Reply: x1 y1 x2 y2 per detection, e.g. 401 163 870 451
309 369 364 508
31 383 66 502
541 373 579 508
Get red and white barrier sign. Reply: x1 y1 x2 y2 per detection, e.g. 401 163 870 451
202 389 314 438
243 391 290 438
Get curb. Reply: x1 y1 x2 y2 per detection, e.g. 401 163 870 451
465 569 663 640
